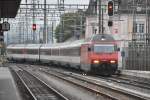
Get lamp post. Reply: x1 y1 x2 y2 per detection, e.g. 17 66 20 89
32 0 36 43
43 0 47 43
98 0 101 34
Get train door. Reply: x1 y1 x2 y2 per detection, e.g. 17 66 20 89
80 44 91 72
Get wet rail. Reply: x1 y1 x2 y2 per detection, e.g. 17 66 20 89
102 75 150 90
11 66 69 100
10 68 36 100
21 65 118 100
38 67 148 100
10 63 150 100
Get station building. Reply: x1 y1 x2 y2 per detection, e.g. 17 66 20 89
85 0 150 70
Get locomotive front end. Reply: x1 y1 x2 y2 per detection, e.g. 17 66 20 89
90 44 118 75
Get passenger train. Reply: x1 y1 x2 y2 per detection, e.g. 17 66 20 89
7 34 119 75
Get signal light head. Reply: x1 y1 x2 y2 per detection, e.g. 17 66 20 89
108 20 113 27
108 1 114 16
108 5 113 9
32 24 36 31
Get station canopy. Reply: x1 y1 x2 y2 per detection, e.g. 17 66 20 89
0 0 21 18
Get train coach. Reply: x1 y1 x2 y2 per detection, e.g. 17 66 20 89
7 34 119 75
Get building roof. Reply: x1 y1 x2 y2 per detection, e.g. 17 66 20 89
86 0 97 15
0 0 21 18
119 0 150 14
86 0 150 15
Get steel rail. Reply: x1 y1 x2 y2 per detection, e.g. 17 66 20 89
40 68 149 100
12 66 69 100
10 67 37 100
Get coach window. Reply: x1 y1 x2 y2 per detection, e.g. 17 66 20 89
71 47 80 56
14 49 17 54
12 49 15 54
14 49 18 54
15 49 21 54
41 49 46 55
52 48 59 56
60 48 64 56
27 49 38 55
45 49 51 55
34 49 38 54
63 48 68 56
47 49 51 55
17 49 21 54
62 48 69 56
41 49 50 55
7 49 12 54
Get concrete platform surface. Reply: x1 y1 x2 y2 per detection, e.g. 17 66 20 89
121 70 150 79
0 67 21 100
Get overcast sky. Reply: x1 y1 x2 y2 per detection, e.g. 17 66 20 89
21 0 90 4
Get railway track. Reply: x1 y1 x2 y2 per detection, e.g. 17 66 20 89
20 66 118 100
11 63 150 100
33 64 150 91
35 66 149 100
10 66 69 100
100 75 150 90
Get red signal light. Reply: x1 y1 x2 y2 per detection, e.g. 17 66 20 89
108 1 114 16
108 5 113 9
32 24 36 31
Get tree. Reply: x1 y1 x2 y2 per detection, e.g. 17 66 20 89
55 11 85 42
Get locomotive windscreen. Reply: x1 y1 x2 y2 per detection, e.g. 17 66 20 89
94 44 114 53
91 34 115 42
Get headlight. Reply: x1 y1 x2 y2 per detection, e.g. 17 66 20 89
110 60 116 64
93 60 100 64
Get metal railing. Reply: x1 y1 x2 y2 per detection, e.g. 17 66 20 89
125 33 150 71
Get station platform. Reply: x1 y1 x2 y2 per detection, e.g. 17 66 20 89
121 70 150 79
0 67 21 100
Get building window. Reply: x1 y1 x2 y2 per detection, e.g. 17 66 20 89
135 23 144 33
139 24 144 33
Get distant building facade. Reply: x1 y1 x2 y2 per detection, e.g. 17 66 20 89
86 0 150 39
85 0 150 68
